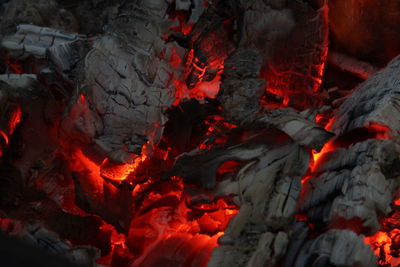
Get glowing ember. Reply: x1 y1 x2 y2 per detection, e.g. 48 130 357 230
8 105 22 134
365 230 400 266
310 120 391 174
0 130 9 146
100 155 147 182
366 123 391 139
173 74 222 105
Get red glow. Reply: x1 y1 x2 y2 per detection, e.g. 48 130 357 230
169 48 182 68
79 93 86 104
127 177 237 266
310 140 336 172
168 8 226 106
173 65 223 105
309 121 391 174
3 57 23 74
365 230 400 266
315 113 324 125
365 123 391 139
67 144 239 266
198 115 236 150
365 231 391 258
100 155 147 182
170 10 194 35
307 116 337 174
0 130 9 146
97 223 131 266
0 103 22 156
8 105 22 134
217 161 242 176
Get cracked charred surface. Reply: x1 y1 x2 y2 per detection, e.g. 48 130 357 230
1 1 400 267
1 24 89 88
241 0 329 108
294 55 400 267
187 0 329 113
167 108 332 267
299 55 400 235
332 55 400 139
81 0 184 164
300 139 400 234
1 2 185 165
208 139 309 267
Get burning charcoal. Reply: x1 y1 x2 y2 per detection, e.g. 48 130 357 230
1 0 400 266
80 0 185 164
300 139 400 234
329 162 393 234
186 0 239 88
208 140 310 266
332 55 400 139
47 38 89 80
241 0 329 108
294 229 378 267
0 101 21 156
241 108 334 151
167 104 332 266
166 141 271 189
1 24 89 88
0 80 34 155
60 93 104 146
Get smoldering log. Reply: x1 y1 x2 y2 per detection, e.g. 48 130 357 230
166 107 333 267
332 55 400 139
300 139 400 234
